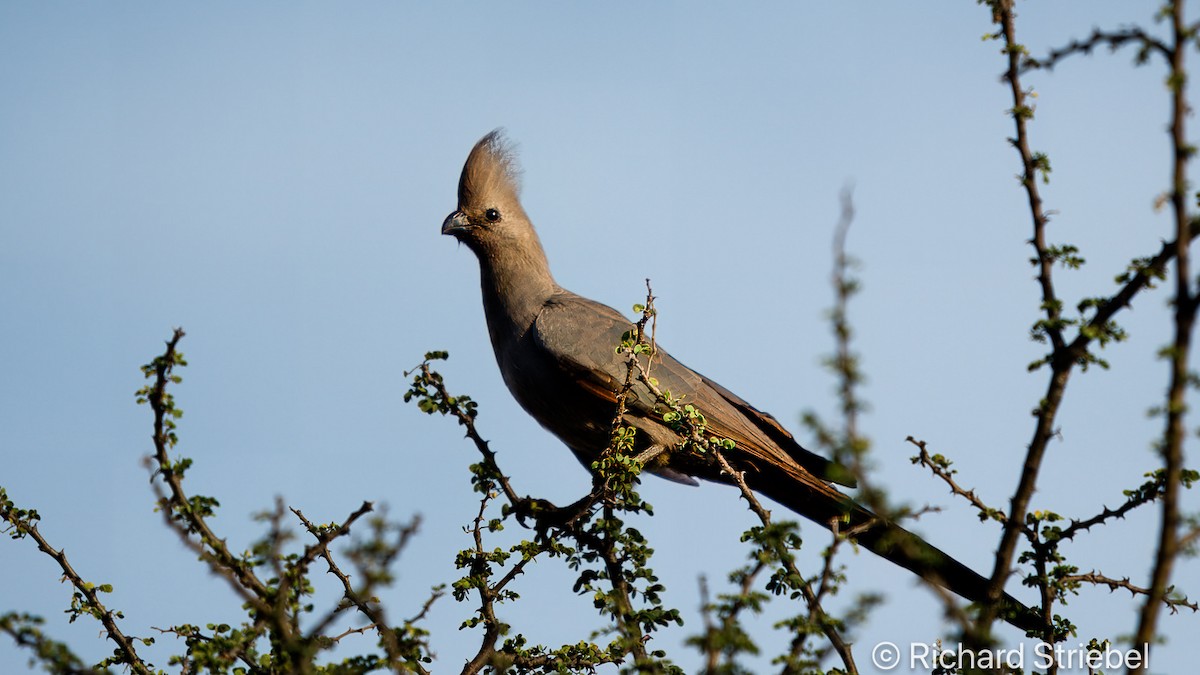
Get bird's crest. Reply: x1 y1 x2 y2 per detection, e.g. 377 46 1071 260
458 129 522 207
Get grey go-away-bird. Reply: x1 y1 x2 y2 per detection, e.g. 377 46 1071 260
441 130 1038 632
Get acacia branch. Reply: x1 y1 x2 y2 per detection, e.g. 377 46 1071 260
409 348 666 672
1179 525 1200 552
1065 230 1196 364
329 623 379 643
2 521 152 674
1021 26 1171 73
621 259 865 672
1055 472 1170 542
1065 572 1197 613
460 497 508 675
1132 1 1195 666
151 624 265 675
293 501 376 640
143 329 273 614
977 0 1076 637
292 507 429 675
617 285 857 670
708 449 858 675
407 360 529 512
979 2 1199 637
908 437 1008 526
628 358 855 659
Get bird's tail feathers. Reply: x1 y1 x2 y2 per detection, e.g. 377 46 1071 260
754 474 1041 634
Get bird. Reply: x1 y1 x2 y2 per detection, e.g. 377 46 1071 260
441 129 1038 632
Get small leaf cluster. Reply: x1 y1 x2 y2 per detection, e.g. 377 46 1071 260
404 351 477 418
1027 296 1129 372
0 486 39 540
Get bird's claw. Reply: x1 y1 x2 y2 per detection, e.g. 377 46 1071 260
508 494 597 541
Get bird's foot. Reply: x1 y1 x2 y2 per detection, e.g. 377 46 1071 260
509 494 598 540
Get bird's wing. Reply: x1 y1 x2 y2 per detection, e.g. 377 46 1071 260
687 368 857 488
529 292 650 409
532 292 855 488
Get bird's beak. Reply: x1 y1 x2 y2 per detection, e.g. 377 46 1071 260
441 210 470 236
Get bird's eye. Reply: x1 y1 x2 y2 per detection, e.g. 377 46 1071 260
484 208 501 223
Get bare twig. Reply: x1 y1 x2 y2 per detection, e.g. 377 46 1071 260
908 437 1007 526
1064 572 1197 613
293 501 376 640
329 623 379 643
407 361 527 511
1054 472 1171 542
1179 525 1200 553
1021 26 1171 73
292 507 429 675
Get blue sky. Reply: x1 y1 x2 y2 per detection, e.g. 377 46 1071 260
2 2 1196 673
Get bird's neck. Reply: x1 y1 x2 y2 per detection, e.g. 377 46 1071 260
476 232 558 335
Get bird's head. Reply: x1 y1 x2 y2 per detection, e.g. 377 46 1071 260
441 129 529 251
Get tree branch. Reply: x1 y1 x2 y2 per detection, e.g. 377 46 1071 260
1131 1 1196 668
1065 571 1197 613
0 500 151 674
141 329 273 614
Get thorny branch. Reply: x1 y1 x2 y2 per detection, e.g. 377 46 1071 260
408 333 674 672
143 328 273 613
1131 1 1196 666
972 4 1200 667
980 3 1199 646
1063 572 1198 614
908 437 1007 525
0 506 152 674
621 323 860 673
1054 471 1175 543
142 331 440 673
1020 25 1171 73
405 359 525 511
458 497 512 674
708 450 857 674
986 9 1067 622
292 506 431 675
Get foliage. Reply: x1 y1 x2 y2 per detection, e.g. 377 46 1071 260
5 2 1200 673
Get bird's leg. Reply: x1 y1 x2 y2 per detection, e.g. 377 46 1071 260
508 492 601 541
519 445 671 538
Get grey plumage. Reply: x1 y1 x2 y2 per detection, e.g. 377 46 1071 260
441 130 1038 632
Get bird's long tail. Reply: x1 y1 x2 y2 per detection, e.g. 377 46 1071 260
754 474 1042 634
